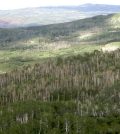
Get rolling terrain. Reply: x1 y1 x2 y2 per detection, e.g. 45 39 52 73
0 49 120 133
0 13 120 73
0 7 120 133
0 4 120 28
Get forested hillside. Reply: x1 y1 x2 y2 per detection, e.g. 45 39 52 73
0 13 120 73
1 13 120 46
0 49 120 133
0 11 120 133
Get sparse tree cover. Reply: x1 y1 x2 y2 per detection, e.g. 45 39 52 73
0 49 120 133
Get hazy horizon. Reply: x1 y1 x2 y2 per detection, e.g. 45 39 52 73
0 0 120 10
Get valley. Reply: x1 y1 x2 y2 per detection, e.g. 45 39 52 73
1 4 120 28
0 13 120 73
0 6 120 133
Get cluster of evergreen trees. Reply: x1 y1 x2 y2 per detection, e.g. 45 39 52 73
0 49 120 133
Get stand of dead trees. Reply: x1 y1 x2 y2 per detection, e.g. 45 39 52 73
0 49 120 133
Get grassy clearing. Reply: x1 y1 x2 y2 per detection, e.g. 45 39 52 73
0 44 102 73
0 41 119 73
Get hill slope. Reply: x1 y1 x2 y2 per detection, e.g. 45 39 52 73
0 11 120 134
0 4 120 28
0 13 120 45
0 49 120 133
0 13 120 72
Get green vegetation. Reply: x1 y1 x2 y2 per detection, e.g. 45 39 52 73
0 49 120 133
0 44 101 73
0 13 120 73
0 13 120 133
